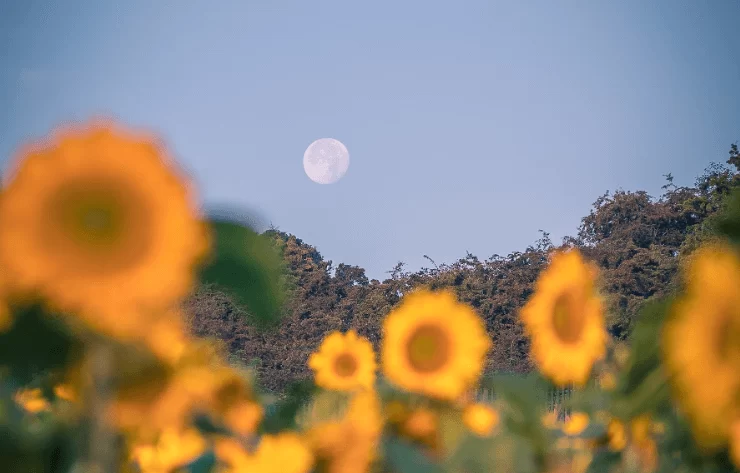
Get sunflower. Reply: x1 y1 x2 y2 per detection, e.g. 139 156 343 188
731 418 740 469
463 402 500 437
110 358 259 437
305 390 382 473
53 384 77 403
520 249 607 387
662 243 740 451
223 400 263 437
213 437 252 472
607 419 628 451
563 412 590 436
249 432 315 473
0 275 14 332
309 330 376 392
130 427 206 473
402 407 438 441
14 387 51 414
0 298 10 333
0 122 210 335
381 289 491 400
142 309 191 366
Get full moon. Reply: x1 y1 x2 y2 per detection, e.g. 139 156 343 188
303 138 350 185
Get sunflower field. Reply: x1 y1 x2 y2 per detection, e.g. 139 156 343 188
0 121 739 473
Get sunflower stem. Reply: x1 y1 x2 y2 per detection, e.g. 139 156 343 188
85 338 117 473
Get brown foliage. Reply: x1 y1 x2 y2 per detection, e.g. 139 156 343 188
185 147 740 393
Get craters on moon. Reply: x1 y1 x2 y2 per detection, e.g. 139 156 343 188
303 138 350 184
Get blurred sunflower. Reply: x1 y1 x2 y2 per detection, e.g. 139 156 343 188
214 437 252 472
110 356 260 437
142 308 192 366
662 243 740 450
53 383 77 403
542 410 560 430
223 400 263 438
249 432 314 473
210 369 264 437
381 289 491 400
520 249 607 387
0 298 10 333
463 402 500 437
0 275 11 332
563 412 590 436
0 122 210 336
305 390 382 473
129 427 206 473
309 330 376 392
607 419 628 451
731 418 740 469
626 415 658 473
401 407 438 442
14 387 51 413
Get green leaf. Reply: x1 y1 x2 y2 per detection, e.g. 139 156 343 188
511 436 538 473
192 413 233 437
479 373 550 455
715 188 740 244
585 449 621 473
0 303 84 385
182 449 217 473
198 219 286 328
617 298 672 398
382 437 443 473
437 406 467 460
613 367 671 419
444 434 498 473
578 422 608 440
259 379 317 434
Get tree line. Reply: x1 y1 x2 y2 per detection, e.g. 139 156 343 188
185 144 740 393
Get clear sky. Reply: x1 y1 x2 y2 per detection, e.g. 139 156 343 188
1 1 739 280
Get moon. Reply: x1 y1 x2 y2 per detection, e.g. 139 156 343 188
303 138 350 185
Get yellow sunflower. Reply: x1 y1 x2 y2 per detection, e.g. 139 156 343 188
0 297 10 333
402 407 438 441
520 249 607 387
562 412 590 436
309 330 377 392
607 419 628 451
110 357 259 437
130 427 206 473
0 122 210 334
214 437 252 472
662 243 740 451
142 309 191 366
14 387 51 414
463 402 500 437
249 432 315 473
53 384 77 403
0 275 12 332
381 289 492 400
731 418 740 469
305 390 383 473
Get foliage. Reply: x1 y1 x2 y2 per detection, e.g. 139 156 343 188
190 148 740 392
1 121 739 473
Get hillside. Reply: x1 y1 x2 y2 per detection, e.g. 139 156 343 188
186 144 740 392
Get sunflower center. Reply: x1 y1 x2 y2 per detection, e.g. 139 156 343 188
46 177 153 274
716 306 740 362
333 353 358 378
552 292 586 344
406 324 451 373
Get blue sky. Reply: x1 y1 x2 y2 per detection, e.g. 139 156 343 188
1 1 739 280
